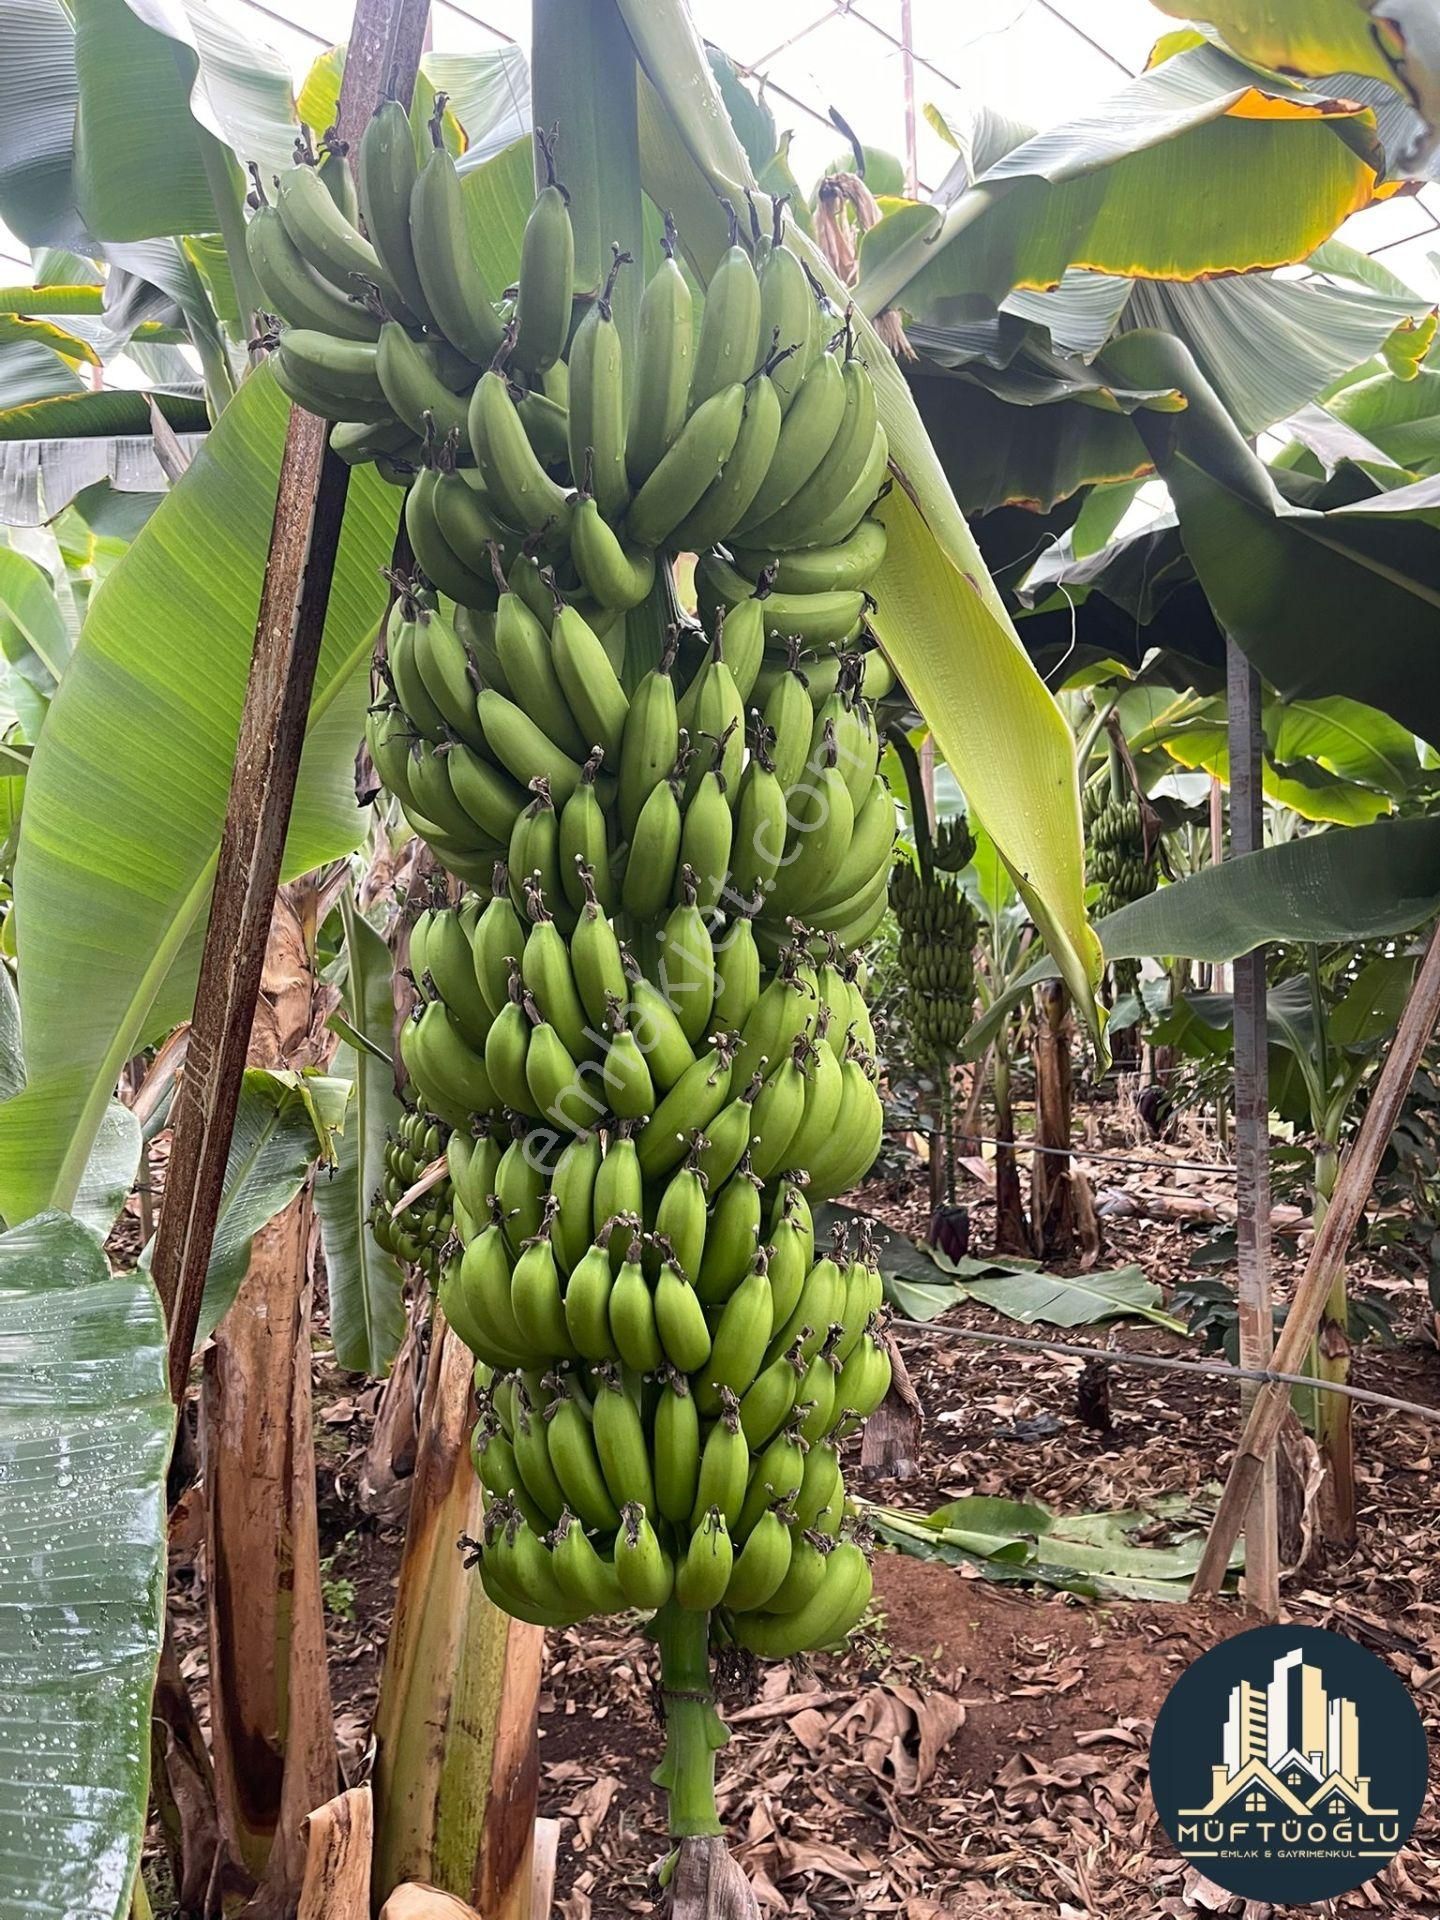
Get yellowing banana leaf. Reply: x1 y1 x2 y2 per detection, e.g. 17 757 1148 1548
0 367 393 1224
1148 0 1410 99
0 1211 171 1920
855 44 1386 323
616 0 1100 1036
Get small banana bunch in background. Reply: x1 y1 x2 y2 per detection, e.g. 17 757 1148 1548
1083 782 1155 995
888 816 978 1063
252 109 903 1664
368 1107 454 1279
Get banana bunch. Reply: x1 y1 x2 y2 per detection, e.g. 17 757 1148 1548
365 571 897 957
461 1214 887 1649
368 1107 454 1277
1083 785 1154 994
889 847 978 1062
301 125 907 1668
246 123 894 690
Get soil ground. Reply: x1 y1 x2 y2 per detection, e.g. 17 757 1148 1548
158 1114 1440 1919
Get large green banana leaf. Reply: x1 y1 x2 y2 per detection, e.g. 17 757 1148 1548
616 0 1100 1028
968 814 1440 1054
1101 329 1440 749
0 1210 171 1920
1326 367 1440 473
854 44 1386 323
0 367 394 1224
0 0 296 250
315 896 406 1377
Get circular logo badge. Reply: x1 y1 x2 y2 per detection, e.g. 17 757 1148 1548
1150 1624 1429 1903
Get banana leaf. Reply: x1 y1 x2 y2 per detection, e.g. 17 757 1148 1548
0 1210 171 1920
0 367 394 1224
617 0 1100 1034
968 813 1440 1055
1102 329 1440 748
854 44 1386 323
314 896 406 1377
135 1069 340 1345
1148 0 1419 106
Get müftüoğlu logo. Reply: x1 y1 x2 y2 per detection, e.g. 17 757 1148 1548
1150 1624 1429 1902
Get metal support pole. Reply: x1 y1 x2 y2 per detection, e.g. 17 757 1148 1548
1226 638 1279 1614
151 0 433 1403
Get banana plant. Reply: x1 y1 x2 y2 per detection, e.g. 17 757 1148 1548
1149 948 1417 1546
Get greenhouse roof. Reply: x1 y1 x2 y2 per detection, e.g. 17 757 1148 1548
2 0 1438 294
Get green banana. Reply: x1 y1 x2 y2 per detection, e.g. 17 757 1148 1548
732 515 887 595
674 1506 734 1611
756 214 814 412
601 999 657 1121
469 367 573 536
668 368 782 555
739 1337 805 1450
710 910 761 1032
570 867 628 1028
608 1234 663 1371
623 949 698 1091
695 1247 774 1414
559 756 614 914
405 465 497 610
472 862 524 1017
567 245 631 519
511 131 574 375
678 764 733 918
546 1392 621 1531
480 692 587 804
691 1387 749 1528
694 1157 762 1305
613 1503 674 1610
358 100 433 327
508 778 564 909
624 383 746 551
730 1537 870 1655
410 103 507 365
568 491 655 611
249 195 381 340
592 1366 657 1512
551 598 629 762
654 1367 701 1524
275 160 418 323
636 1036 738 1182
626 213 693 485
552 1508 627 1614
657 871 716 1047
510 1207 576 1359
617 634 679 837
655 1255 712 1373
734 346 845 534
690 207 762 408
620 771 683 920
494 579 588 760
563 1239 620 1361
723 1507 793 1613
377 322 471 448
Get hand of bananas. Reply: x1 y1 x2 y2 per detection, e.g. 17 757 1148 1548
368 1106 454 1277
269 117 903 1663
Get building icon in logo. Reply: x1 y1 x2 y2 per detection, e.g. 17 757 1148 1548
1181 1646 1395 1823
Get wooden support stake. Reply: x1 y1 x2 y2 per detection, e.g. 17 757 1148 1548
149 0 433 1402
1191 915 1440 1595
1225 640 1279 1616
